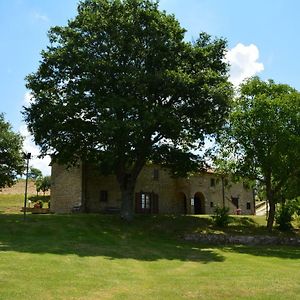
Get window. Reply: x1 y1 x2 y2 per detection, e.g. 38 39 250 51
247 202 251 210
135 192 159 214
141 193 150 209
153 169 159 180
210 202 214 208
99 190 108 202
210 178 216 187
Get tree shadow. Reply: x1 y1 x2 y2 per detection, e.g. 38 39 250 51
221 244 300 260
0 214 224 264
2 214 298 261
234 216 257 226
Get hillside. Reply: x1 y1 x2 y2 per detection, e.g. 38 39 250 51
0 180 49 195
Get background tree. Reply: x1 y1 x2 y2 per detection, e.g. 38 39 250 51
215 77 300 230
24 0 232 220
35 175 51 195
28 167 43 180
0 114 24 188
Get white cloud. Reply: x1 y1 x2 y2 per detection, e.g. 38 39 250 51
226 43 264 86
20 125 51 176
23 91 34 106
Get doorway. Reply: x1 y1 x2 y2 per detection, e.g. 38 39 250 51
194 192 205 214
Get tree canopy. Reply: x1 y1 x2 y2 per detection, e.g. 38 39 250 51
215 76 300 230
35 175 51 195
29 167 43 180
24 0 232 219
0 114 24 188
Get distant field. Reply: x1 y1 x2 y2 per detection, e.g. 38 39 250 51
0 179 50 196
0 180 37 195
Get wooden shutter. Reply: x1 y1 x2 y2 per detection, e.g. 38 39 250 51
135 192 142 213
151 193 159 214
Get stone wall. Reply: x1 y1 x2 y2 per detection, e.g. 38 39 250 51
184 233 300 246
51 164 82 213
84 164 120 212
135 166 182 214
51 163 254 215
84 165 184 214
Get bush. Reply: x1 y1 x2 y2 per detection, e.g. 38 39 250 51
275 200 298 231
293 214 300 229
212 206 231 227
28 195 50 209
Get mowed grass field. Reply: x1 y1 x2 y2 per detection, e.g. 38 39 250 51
0 194 300 300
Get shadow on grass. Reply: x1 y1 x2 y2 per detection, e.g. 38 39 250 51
0 214 224 264
234 216 257 227
222 245 300 260
1 214 299 261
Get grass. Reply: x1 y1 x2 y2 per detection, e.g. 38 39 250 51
0 194 50 213
0 194 24 214
0 195 300 299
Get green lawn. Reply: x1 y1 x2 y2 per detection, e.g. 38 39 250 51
0 196 300 299
0 194 24 214
0 194 50 214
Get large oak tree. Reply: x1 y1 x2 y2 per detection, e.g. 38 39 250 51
215 77 300 230
24 0 232 220
0 114 24 188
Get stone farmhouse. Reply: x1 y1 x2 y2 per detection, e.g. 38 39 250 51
51 163 255 215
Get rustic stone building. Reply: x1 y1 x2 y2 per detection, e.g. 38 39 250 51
51 163 255 215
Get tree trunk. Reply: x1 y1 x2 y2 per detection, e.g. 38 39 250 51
267 199 276 232
81 161 88 213
120 183 135 221
266 175 276 232
221 176 225 208
116 157 146 221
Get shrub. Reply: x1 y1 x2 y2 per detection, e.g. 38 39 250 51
28 195 50 209
212 206 231 227
293 214 300 229
275 202 294 231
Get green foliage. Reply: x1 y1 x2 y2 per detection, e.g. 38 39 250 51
289 198 300 215
293 214 300 229
275 198 300 231
35 176 51 195
276 203 294 231
215 77 300 230
28 195 50 202
28 195 50 208
212 206 231 227
279 174 300 202
24 0 232 219
28 167 42 180
0 114 24 188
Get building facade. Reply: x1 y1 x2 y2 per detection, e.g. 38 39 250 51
50 163 255 215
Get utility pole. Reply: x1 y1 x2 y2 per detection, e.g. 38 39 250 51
23 152 31 221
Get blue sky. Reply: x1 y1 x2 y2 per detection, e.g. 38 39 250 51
1 0 300 174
